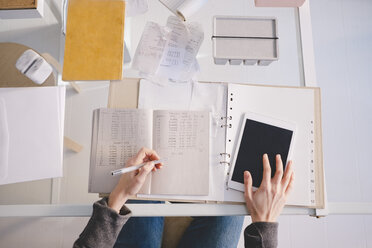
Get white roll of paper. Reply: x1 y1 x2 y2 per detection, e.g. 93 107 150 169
159 0 208 21
15 49 53 85
176 0 208 21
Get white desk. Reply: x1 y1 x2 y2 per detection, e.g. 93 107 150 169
2 1 372 247
1 0 370 218
1 0 316 216
1 202 372 217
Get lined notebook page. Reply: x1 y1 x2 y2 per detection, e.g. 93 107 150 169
138 80 227 201
225 84 315 207
89 108 153 193
150 110 210 195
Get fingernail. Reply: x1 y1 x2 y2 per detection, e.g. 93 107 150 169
277 154 281 159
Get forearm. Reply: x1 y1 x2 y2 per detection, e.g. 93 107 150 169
244 222 278 248
73 198 131 248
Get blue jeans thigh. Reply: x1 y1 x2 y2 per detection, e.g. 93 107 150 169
177 216 244 248
114 200 164 248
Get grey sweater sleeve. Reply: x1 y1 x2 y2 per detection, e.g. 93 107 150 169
244 222 279 248
73 198 132 248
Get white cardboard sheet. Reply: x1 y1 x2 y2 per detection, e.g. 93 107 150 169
0 87 65 185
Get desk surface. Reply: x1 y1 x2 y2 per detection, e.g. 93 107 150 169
0 0 325 216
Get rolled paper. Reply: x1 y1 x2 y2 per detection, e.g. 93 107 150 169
15 49 53 85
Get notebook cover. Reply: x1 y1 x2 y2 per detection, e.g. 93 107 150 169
313 88 325 208
62 0 125 81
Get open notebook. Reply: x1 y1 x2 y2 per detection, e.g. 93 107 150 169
136 79 325 208
89 108 210 196
95 78 325 208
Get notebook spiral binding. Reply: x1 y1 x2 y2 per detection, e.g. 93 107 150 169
220 116 232 120
219 152 231 169
220 155 231 187
220 115 233 168
220 116 232 128
222 95 234 188
219 152 231 158
220 123 232 128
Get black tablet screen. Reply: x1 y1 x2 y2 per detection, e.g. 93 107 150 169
231 119 293 188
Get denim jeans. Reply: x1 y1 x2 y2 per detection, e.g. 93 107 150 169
114 200 244 248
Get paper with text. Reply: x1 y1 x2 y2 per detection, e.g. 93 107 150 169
150 110 210 195
157 16 203 81
89 108 210 196
132 22 170 76
138 79 227 201
89 108 153 193
132 17 203 82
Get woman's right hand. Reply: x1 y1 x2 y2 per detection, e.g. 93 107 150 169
243 154 294 223
108 147 163 213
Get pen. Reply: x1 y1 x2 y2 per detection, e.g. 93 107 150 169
111 159 164 176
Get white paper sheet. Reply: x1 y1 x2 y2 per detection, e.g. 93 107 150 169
89 108 153 193
151 110 210 195
138 80 228 201
132 22 170 76
225 84 315 206
132 17 203 82
138 79 193 110
157 16 203 82
0 87 65 185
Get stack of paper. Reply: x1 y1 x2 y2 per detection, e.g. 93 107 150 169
0 87 65 185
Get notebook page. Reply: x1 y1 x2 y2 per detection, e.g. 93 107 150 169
89 108 153 193
137 80 227 201
150 110 209 195
225 84 314 206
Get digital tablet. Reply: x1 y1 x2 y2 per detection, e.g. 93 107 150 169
227 112 296 192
